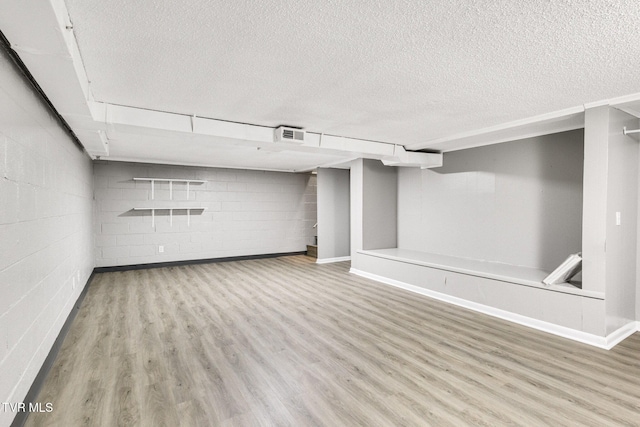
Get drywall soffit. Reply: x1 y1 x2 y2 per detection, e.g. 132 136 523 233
91 102 443 168
408 107 586 153
407 92 640 153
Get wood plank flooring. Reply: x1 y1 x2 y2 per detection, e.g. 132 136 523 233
25 256 640 426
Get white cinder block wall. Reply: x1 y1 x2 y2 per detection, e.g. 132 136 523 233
0 49 94 427
94 161 317 267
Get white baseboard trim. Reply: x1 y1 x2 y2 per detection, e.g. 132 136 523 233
350 268 638 350
317 256 351 264
604 322 638 349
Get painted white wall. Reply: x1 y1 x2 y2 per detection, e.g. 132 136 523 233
604 108 638 334
637 117 640 322
362 159 397 250
93 161 317 267
397 130 584 272
317 168 350 260
350 159 364 257
583 107 610 294
0 48 94 427
304 173 317 246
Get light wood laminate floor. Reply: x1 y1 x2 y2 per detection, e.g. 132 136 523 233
26 256 640 426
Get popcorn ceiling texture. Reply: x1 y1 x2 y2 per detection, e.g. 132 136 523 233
66 0 640 145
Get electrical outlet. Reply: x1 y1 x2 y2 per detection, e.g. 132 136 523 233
616 212 621 226
159 245 164 253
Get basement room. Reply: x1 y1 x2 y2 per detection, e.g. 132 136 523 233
1 1 640 426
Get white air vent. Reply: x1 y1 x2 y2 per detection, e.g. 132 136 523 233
274 126 305 144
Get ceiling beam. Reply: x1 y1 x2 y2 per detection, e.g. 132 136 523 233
407 106 585 153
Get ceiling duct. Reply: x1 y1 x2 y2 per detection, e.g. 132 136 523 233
274 126 305 144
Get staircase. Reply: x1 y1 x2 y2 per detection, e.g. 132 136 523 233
306 244 317 259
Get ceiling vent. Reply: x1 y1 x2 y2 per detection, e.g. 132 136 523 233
274 126 305 144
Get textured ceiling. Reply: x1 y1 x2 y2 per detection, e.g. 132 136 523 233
65 0 640 146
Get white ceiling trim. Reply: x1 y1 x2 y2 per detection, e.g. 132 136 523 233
587 92 640 110
606 93 640 119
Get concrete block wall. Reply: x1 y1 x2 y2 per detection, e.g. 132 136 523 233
94 161 317 267
0 48 94 427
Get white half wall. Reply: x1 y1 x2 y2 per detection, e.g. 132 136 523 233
0 46 94 427
352 252 605 336
317 168 350 261
93 161 317 267
398 130 584 272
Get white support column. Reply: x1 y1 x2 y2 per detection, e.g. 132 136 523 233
350 159 365 259
317 168 351 261
350 159 398 269
582 106 640 335
582 106 610 295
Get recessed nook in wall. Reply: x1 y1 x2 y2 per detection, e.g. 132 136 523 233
397 129 585 279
